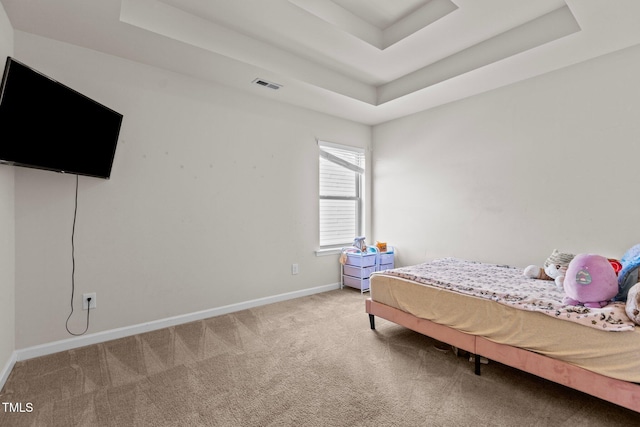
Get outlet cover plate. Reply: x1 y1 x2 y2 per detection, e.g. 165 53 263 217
83 293 97 310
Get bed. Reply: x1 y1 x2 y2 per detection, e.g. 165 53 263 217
366 258 640 413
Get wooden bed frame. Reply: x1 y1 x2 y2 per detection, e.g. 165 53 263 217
366 298 640 413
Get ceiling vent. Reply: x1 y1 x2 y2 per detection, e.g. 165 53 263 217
252 78 282 90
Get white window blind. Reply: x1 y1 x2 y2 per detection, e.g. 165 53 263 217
319 141 365 248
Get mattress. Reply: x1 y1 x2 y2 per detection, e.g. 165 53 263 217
370 260 640 383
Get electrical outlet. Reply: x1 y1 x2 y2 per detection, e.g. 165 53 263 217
292 264 299 275
82 293 97 310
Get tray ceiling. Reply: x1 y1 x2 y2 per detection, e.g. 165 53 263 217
2 0 640 125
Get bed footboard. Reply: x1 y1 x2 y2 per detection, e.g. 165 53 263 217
365 298 640 413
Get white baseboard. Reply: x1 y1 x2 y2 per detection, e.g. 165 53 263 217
15 283 340 362
0 351 17 392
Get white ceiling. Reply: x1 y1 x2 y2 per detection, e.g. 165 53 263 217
2 0 640 125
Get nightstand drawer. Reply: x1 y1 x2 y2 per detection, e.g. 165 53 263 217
378 253 394 265
378 262 394 271
343 264 376 279
343 275 370 291
345 252 377 268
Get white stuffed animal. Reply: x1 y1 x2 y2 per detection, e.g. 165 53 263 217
625 283 640 325
523 249 575 291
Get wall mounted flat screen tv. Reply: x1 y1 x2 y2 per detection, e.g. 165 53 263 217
0 57 123 179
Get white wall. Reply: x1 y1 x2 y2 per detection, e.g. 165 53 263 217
13 31 371 349
373 43 640 268
0 1 15 385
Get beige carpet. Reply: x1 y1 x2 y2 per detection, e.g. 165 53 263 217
1 289 638 426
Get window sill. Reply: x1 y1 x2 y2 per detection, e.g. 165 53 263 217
315 248 342 257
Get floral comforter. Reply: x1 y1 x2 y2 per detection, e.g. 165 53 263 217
378 258 634 332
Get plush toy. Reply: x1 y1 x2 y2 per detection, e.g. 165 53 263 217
352 236 367 251
523 249 575 291
625 283 640 325
562 253 618 308
614 243 640 301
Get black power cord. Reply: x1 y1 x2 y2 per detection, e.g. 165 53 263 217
65 174 91 336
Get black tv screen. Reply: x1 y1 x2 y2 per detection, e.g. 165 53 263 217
0 57 123 179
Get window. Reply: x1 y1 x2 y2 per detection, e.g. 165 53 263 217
318 141 365 248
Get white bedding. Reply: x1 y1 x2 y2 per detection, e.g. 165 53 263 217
370 263 640 382
378 258 634 332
